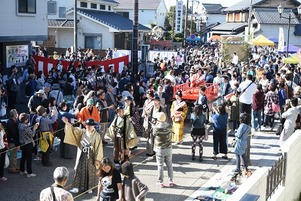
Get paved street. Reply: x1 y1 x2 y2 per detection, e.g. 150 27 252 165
0 117 281 201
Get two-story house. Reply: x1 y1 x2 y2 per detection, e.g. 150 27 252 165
197 3 226 42
46 0 150 50
114 0 168 28
210 0 301 46
0 0 48 69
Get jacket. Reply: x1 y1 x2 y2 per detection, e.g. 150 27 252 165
153 122 172 149
78 106 100 123
234 123 251 155
252 90 264 111
6 118 19 145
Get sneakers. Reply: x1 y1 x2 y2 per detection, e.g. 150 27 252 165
0 177 7 181
157 182 164 188
27 173 36 178
20 171 28 175
87 190 93 194
169 182 174 187
69 188 79 193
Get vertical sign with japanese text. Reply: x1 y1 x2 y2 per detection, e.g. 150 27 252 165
175 0 183 33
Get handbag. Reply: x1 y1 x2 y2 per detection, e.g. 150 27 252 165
4 153 9 168
270 96 280 113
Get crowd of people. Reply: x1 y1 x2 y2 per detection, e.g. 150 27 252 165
0 41 301 200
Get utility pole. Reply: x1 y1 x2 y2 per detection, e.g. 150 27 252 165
246 0 253 41
74 0 78 53
183 0 189 47
190 1 193 35
132 0 139 76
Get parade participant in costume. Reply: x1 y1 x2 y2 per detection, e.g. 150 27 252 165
142 90 155 133
170 91 188 144
40 166 74 201
96 157 123 201
145 96 165 157
106 105 138 166
78 98 100 125
153 112 174 188
124 96 143 136
36 106 57 167
62 117 103 194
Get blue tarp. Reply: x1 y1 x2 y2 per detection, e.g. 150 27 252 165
278 44 301 54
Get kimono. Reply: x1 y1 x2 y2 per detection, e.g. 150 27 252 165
64 122 103 192
106 115 138 164
170 100 188 143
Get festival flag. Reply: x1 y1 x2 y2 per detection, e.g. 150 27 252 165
278 27 284 52
175 0 183 33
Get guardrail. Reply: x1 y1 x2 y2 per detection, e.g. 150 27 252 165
266 153 287 200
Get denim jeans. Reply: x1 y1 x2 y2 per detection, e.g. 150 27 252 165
155 147 173 183
252 110 262 130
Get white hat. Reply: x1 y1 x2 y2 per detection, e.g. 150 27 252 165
36 89 44 94
156 112 166 122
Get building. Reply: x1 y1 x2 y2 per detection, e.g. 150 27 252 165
46 0 150 50
114 0 168 28
197 3 226 42
210 0 301 46
0 0 48 69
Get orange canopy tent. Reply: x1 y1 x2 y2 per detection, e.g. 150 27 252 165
210 35 221 41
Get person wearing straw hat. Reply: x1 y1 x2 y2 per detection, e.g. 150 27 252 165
153 112 174 188
62 117 103 194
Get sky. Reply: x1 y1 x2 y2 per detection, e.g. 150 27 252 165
165 0 243 8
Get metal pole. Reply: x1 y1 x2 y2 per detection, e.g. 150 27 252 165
172 9 175 49
190 1 193 35
247 0 253 41
132 0 139 76
183 0 189 47
287 14 291 57
74 0 78 53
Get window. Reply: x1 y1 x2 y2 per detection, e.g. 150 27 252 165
108 6 111 11
59 7 66 18
234 13 240 22
80 2 87 8
47 1 57 15
85 36 102 49
99 4 105 10
116 12 129 18
91 3 97 9
18 0 36 14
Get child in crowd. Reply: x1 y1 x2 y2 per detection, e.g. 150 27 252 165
121 161 149 201
233 113 251 174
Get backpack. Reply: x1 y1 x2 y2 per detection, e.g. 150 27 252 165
25 81 31 96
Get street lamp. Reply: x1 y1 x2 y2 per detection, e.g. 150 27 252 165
278 4 301 57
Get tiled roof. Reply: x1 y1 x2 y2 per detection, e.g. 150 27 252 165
48 19 75 27
224 0 263 12
102 0 119 4
253 8 299 25
115 0 162 10
212 22 246 31
202 3 224 14
78 9 150 31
